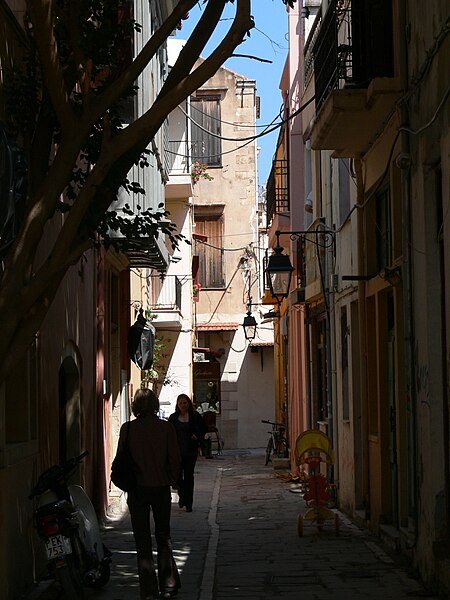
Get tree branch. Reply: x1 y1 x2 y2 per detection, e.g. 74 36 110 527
168 0 254 101
106 0 254 165
159 0 227 95
231 53 272 63
25 0 74 128
8 0 254 293
45 0 254 269
90 0 199 124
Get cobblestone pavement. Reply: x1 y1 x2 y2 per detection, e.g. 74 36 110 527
26 449 438 600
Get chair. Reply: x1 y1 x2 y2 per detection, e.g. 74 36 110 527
202 411 223 455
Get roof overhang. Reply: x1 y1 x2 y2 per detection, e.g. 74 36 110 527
196 322 239 332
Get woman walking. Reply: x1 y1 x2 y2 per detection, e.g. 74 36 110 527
115 388 181 600
168 394 207 512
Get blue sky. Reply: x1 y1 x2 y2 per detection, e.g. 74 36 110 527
174 1 289 186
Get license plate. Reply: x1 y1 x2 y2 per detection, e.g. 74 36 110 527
44 535 72 559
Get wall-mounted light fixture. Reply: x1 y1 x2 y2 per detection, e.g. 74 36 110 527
242 311 257 341
265 240 295 302
265 228 336 302
380 266 402 287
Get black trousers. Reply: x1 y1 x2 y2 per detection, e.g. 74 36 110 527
177 453 197 509
127 485 180 599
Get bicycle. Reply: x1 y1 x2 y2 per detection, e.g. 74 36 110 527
262 419 288 465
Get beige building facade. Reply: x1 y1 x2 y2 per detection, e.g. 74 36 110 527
191 60 275 450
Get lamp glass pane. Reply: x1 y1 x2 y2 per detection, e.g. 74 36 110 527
269 271 292 297
244 323 257 340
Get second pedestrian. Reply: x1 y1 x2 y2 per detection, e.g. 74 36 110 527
168 393 207 512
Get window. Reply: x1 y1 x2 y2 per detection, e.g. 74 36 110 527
366 183 393 275
375 186 392 270
338 158 351 226
191 95 221 167
194 208 225 289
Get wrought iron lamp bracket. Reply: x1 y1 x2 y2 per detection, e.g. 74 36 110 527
276 228 336 250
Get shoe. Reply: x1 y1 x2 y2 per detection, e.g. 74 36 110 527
178 499 185 508
186 507 192 512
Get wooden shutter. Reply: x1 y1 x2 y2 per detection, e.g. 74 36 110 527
191 96 221 166
195 217 224 288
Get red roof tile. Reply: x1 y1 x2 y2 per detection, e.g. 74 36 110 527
196 322 239 331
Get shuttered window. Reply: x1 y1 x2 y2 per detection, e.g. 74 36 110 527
191 96 221 167
194 215 225 288
375 186 392 271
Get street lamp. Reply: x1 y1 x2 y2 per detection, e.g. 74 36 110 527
265 228 336 302
242 311 257 341
266 242 294 302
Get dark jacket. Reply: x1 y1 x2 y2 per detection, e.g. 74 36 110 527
168 410 208 457
117 414 180 487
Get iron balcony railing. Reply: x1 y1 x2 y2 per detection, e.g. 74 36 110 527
266 159 289 224
149 275 182 312
304 7 323 89
313 0 353 111
312 0 394 112
167 140 190 174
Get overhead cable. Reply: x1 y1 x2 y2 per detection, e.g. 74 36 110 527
178 95 315 143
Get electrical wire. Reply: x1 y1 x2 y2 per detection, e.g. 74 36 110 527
398 84 450 136
166 135 254 160
188 100 285 129
130 268 193 280
195 239 251 252
165 95 314 162
198 260 242 324
178 96 315 142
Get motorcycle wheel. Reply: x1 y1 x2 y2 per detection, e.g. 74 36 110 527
55 557 84 600
90 562 110 589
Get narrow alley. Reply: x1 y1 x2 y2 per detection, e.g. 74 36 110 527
28 450 436 600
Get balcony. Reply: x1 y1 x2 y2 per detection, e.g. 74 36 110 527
148 275 183 329
308 0 401 158
165 139 193 199
110 148 170 270
123 237 169 271
266 159 289 225
167 139 190 174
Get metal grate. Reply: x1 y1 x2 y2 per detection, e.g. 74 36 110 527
266 159 289 224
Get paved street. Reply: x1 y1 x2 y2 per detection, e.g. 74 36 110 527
27 449 437 600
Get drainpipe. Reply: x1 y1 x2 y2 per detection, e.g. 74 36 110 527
324 153 334 448
305 305 312 429
325 152 338 485
354 157 369 512
398 0 418 538
329 268 338 481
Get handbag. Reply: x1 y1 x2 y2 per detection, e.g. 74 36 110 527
111 421 136 492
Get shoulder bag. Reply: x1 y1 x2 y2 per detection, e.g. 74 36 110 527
111 421 137 492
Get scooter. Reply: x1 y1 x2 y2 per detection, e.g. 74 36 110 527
29 451 111 600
